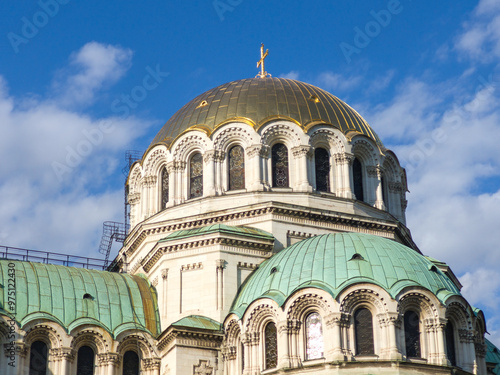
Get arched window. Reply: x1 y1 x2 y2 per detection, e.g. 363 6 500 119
161 166 169 207
77 345 95 375
272 143 289 187
29 340 48 375
264 322 278 369
228 145 245 190
353 158 364 201
404 310 421 358
315 148 330 192
354 308 374 355
305 312 324 360
446 321 457 366
189 152 203 199
123 350 140 375
381 175 388 209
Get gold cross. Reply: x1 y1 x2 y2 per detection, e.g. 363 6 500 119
256 43 270 78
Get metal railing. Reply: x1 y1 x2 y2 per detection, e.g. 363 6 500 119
0 245 108 270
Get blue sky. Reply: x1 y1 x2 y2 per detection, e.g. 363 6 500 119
2 0 500 344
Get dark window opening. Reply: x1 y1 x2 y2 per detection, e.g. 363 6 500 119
189 153 203 198
228 145 245 190
161 166 169 207
272 143 289 188
77 346 95 375
315 148 330 192
446 321 457 366
404 311 421 358
123 350 140 375
264 322 278 369
29 341 48 375
353 158 364 201
354 308 374 355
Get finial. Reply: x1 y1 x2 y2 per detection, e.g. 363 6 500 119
256 43 271 78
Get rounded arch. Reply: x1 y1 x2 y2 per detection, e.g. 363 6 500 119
70 328 111 354
351 136 380 167
308 127 347 154
243 300 280 334
171 131 210 162
116 334 156 359
224 318 242 347
338 285 392 316
212 122 257 151
397 290 442 320
24 323 62 349
260 121 304 150
143 146 170 177
285 289 334 322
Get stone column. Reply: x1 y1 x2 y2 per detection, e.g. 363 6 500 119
203 150 216 197
459 329 475 373
50 347 74 375
288 319 302 367
174 161 186 204
386 313 403 360
277 320 291 369
127 192 140 230
215 259 225 311
144 175 157 216
246 145 265 191
161 268 169 324
435 320 449 365
424 319 437 363
388 182 403 219
367 166 385 210
241 333 251 375
325 313 345 361
334 153 354 199
143 358 161 375
166 162 175 208
291 145 313 192
98 352 120 375
215 150 225 195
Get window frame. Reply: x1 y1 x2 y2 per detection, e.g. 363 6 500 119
271 143 290 188
188 152 204 199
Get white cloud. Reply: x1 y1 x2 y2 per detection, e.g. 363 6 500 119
317 71 363 92
0 43 153 258
280 70 300 80
455 2 500 61
52 41 133 107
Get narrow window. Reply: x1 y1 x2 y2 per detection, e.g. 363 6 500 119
272 143 289 187
29 341 48 375
404 310 421 358
241 341 245 372
264 322 278 369
305 312 324 360
229 145 245 190
123 351 140 375
189 152 203 198
353 158 364 201
315 148 330 192
446 321 457 366
77 346 95 375
161 166 169 207
381 175 388 209
354 308 374 355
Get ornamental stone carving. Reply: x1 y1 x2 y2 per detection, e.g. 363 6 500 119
194 360 213 375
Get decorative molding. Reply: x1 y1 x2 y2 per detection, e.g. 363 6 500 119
181 262 203 272
333 152 354 165
194 359 214 375
152 276 159 287
291 145 313 158
161 268 169 279
237 262 258 270
127 192 141 205
97 352 120 366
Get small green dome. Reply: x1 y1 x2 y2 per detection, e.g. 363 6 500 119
230 233 460 317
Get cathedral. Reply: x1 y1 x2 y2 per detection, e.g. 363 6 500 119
1 49 500 375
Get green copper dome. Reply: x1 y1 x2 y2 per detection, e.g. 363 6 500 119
0 260 161 337
150 77 382 148
230 233 460 317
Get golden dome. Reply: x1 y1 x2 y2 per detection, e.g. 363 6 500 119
151 77 382 147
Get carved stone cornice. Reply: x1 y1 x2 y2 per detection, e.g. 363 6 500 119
97 352 120 366
157 328 223 352
237 262 258 270
49 347 75 362
333 152 354 165
203 150 216 163
173 161 186 171
161 268 169 280
291 145 313 158
389 182 403 193
143 357 161 370
127 192 140 205
366 165 383 178
246 144 263 158
142 175 157 187
181 262 203 272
